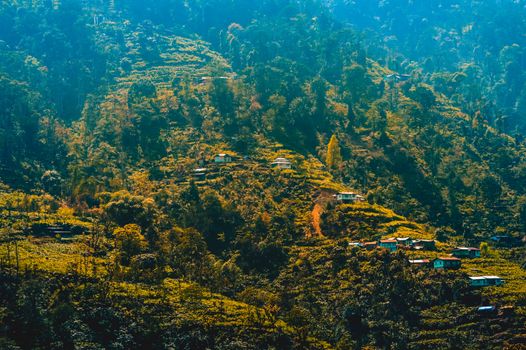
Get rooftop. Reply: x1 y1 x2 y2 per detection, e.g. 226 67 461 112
477 306 496 312
469 276 502 280
409 259 430 264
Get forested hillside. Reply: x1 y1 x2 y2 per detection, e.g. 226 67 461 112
0 1 525 349
328 0 526 134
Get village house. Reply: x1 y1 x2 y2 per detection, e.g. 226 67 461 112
476 306 497 315
379 239 397 252
433 257 461 270
385 74 398 82
384 73 411 83
452 247 481 259
490 235 517 247
348 242 363 248
469 276 504 287
396 237 413 246
192 168 208 180
46 225 72 236
335 192 365 203
412 239 436 251
214 153 233 163
271 157 292 169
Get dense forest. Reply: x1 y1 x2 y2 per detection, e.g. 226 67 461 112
0 1 525 349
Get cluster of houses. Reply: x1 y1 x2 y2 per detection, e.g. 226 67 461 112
194 154 292 172
350 238 504 287
190 154 293 180
408 245 505 288
200 152 510 290
408 246 481 270
211 153 294 169
192 154 369 205
348 237 437 252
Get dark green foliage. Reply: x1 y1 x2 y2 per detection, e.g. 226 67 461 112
1 1 526 349
329 0 526 134
103 191 155 230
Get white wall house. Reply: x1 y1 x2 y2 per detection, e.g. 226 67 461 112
214 153 233 163
469 276 504 287
271 157 292 169
335 192 365 203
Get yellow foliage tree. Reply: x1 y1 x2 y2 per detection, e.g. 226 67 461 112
326 134 342 170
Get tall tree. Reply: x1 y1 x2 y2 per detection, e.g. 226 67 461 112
326 134 342 170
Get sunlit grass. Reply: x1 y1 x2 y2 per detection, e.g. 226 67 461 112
0 238 106 277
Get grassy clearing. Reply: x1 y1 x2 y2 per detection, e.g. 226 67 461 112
0 238 106 277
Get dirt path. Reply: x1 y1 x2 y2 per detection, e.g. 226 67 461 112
311 203 324 237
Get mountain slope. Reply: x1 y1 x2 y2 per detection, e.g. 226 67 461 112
0 1 525 349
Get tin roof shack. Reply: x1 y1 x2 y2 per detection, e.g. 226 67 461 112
452 247 481 259
28 223 88 242
476 306 498 316
409 259 431 268
384 74 411 83
214 153 234 164
490 235 519 247
192 168 208 180
30 224 76 238
396 237 413 246
433 257 461 270
379 239 397 252
334 192 365 203
412 239 436 251
469 276 504 287
271 157 292 169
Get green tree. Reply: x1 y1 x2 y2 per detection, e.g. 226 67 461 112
113 224 146 265
104 191 156 230
517 197 526 232
480 242 491 258
342 64 370 124
161 227 215 285
410 84 437 110
311 76 327 118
